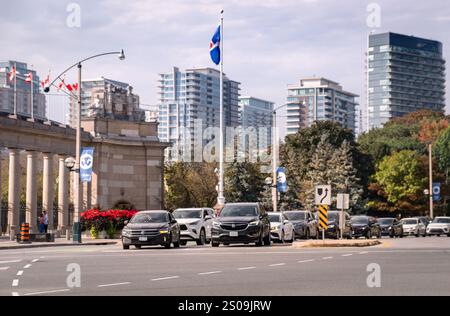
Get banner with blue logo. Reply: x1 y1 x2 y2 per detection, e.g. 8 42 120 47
433 183 441 202
80 147 94 183
277 167 288 193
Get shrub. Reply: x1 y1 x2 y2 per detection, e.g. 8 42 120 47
81 209 139 232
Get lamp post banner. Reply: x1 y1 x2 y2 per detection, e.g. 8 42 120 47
80 147 94 183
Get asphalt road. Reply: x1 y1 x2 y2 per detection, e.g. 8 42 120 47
1 237 450 296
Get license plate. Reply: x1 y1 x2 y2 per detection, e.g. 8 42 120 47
230 231 238 237
139 237 147 242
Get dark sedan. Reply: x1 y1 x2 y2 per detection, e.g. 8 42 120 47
378 218 403 238
121 211 181 249
351 216 381 239
284 210 319 239
317 211 353 239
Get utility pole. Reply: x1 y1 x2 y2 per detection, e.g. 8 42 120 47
429 143 434 219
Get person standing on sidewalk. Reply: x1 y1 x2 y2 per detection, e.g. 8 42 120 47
43 211 49 233
38 213 45 233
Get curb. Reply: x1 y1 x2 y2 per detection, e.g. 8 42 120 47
292 240 382 248
0 241 118 250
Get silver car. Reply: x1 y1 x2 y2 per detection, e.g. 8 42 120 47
173 208 215 245
401 218 427 237
426 217 450 237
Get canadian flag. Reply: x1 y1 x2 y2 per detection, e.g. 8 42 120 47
40 73 50 89
57 77 66 92
25 72 33 83
8 66 17 81
66 82 79 92
73 83 79 91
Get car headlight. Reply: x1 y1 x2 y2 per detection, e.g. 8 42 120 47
189 220 201 226
328 225 335 229
122 229 130 236
388 227 393 230
249 221 260 226
213 221 221 228
159 230 169 234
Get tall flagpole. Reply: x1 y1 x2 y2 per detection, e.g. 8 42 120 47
13 62 17 116
218 9 225 206
30 66 34 119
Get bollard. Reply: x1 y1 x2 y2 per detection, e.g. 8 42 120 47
19 223 31 244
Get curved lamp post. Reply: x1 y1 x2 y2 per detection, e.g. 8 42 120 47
44 50 125 243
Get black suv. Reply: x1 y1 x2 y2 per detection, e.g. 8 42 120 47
351 216 382 239
379 218 403 238
211 203 271 247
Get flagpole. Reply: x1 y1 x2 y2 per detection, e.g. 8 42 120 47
13 62 17 116
30 67 34 119
218 9 225 206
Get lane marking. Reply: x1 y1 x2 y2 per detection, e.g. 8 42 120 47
31 259 39 263
198 271 222 276
359 251 369 255
16 271 23 276
342 254 353 257
12 279 19 287
0 267 10 271
322 257 333 260
238 267 256 271
151 276 180 282
24 264 32 269
24 289 71 296
12 292 19 297
269 263 286 267
298 259 315 263
98 282 131 288
0 260 21 265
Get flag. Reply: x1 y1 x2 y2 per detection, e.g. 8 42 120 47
57 77 66 92
210 25 221 65
40 73 50 89
8 66 17 81
73 83 79 91
25 72 33 83
66 83 73 91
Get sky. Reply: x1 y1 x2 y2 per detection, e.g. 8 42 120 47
1 0 449 127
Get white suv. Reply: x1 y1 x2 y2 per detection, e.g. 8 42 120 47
427 217 450 237
173 208 215 246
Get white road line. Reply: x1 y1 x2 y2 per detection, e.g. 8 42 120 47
12 279 19 287
12 292 19 297
0 260 21 265
31 259 39 263
198 271 222 275
360 251 369 255
24 289 71 296
151 276 180 282
322 257 333 260
23 264 32 269
98 282 131 288
0 267 10 271
342 254 353 257
16 271 23 276
238 267 256 271
298 259 315 263
269 263 286 267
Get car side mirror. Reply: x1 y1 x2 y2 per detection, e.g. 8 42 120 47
284 220 290 224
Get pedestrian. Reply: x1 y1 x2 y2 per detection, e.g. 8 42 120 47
43 211 49 233
39 213 45 233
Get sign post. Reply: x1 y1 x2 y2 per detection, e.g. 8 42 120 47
316 185 332 241
337 193 350 240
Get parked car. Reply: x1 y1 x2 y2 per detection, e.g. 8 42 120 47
351 216 381 239
211 203 271 247
173 208 215 246
401 218 427 237
121 211 181 250
426 217 450 237
268 212 294 243
316 211 353 239
284 210 319 240
415 216 432 228
378 218 403 238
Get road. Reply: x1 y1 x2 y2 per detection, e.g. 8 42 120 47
1 237 450 296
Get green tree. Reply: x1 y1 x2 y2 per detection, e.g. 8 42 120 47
434 127 450 183
225 161 265 203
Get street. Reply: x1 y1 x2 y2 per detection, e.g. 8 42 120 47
1 237 450 296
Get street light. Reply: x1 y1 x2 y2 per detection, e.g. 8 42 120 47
44 50 125 243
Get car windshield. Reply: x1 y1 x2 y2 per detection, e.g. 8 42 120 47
220 205 258 217
173 210 202 219
402 219 417 225
327 212 340 222
130 212 168 224
352 217 369 225
269 215 282 223
379 218 394 225
433 218 450 224
284 212 306 221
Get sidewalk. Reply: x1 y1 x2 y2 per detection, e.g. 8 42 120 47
0 237 118 250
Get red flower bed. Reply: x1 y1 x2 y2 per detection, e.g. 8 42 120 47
81 209 139 231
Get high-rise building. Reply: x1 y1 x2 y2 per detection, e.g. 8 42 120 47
0 61 46 119
367 32 446 129
286 77 358 135
68 77 143 127
157 67 241 161
238 96 273 148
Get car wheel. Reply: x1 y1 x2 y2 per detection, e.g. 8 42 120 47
280 231 285 244
211 240 220 247
305 229 310 240
135 245 142 250
180 240 187 246
197 229 206 246
447 234 450 237
164 234 172 249
123 244 130 250
173 240 180 248
264 230 271 246
366 231 372 240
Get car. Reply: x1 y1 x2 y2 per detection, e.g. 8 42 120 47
378 218 404 238
401 218 427 237
284 210 319 239
121 211 181 249
268 212 294 243
415 216 432 228
173 208 215 246
316 210 353 239
211 203 271 247
426 217 450 237
351 216 382 239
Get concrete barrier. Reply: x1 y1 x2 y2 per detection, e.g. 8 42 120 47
292 239 382 248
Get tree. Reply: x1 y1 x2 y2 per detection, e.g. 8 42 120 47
225 161 265 203
372 150 427 214
434 127 450 183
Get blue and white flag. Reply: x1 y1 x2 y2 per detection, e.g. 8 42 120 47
80 147 94 183
277 167 288 193
210 25 221 65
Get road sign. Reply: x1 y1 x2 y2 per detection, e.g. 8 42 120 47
277 167 288 193
318 205 328 230
80 147 94 183
433 183 441 202
315 185 331 206
337 193 350 210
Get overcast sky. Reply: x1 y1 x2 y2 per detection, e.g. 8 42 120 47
1 0 449 125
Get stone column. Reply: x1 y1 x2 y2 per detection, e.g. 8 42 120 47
25 152 38 233
58 156 69 234
8 149 20 240
42 153 54 231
